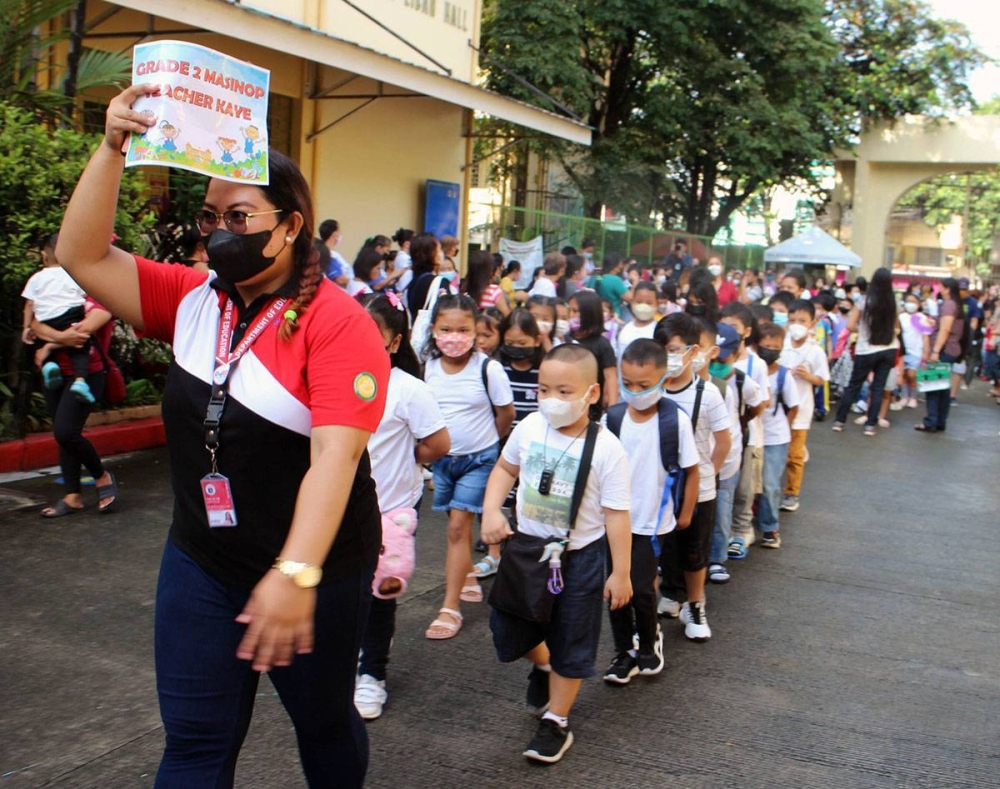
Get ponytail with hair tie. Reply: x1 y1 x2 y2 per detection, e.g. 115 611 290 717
278 245 323 340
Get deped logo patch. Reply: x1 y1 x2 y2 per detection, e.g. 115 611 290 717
354 372 377 401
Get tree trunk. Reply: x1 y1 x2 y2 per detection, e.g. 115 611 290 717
62 0 87 125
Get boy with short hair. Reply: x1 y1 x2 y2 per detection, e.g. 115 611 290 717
720 302 770 556
482 343 633 764
653 313 731 640
602 339 699 683
756 323 800 548
767 290 794 329
705 322 762 584
780 299 830 512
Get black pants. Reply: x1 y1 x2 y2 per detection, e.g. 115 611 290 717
834 348 898 427
37 306 91 380
43 371 106 495
608 533 664 653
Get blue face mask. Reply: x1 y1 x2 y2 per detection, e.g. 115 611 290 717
439 271 456 282
619 375 667 410
773 311 789 327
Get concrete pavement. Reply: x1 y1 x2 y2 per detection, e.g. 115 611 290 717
1 388 998 788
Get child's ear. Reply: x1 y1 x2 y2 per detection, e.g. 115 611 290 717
707 346 720 361
586 383 601 404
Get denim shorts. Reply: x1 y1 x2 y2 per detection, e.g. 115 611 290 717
903 353 922 371
431 442 500 514
490 536 606 679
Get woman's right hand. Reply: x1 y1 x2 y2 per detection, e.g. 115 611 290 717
104 84 160 153
58 324 91 348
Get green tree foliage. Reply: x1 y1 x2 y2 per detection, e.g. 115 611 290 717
480 0 985 237
0 101 154 437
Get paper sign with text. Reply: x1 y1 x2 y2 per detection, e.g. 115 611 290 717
125 40 270 184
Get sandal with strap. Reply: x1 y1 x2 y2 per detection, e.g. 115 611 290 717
41 500 85 518
425 607 463 640
727 536 748 560
473 555 500 579
460 574 483 603
97 471 118 513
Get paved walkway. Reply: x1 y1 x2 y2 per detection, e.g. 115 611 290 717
1 389 998 788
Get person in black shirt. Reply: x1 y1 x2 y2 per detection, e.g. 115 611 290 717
568 289 618 419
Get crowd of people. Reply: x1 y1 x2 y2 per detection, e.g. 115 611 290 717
24 86 998 786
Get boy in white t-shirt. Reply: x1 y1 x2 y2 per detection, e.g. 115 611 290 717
21 234 95 403
780 299 830 513
482 343 632 764
601 339 699 684
720 302 771 556
707 323 762 585
614 282 659 359
756 323 800 549
654 313 731 642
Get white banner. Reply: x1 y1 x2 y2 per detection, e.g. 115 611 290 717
499 236 544 291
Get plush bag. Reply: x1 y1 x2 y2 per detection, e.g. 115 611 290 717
94 340 126 406
372 508 417 600
488 422 599 623
409 274 445 358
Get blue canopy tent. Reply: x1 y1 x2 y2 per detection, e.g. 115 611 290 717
763 226 861 268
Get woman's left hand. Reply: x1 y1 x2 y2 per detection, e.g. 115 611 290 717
236 570 316 672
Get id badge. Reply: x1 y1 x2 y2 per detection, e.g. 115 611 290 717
201 473 238 527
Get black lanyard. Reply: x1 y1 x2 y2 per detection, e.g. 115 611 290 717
203 296 288 470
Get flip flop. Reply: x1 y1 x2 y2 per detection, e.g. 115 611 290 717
97 471 118 513
425 607 463 640
460 574 483 603
41 500 84 518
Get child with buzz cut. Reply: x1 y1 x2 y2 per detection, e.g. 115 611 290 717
482 343 633 765
653 313 731 642
780 299 830 513
756 322 801 549
601 339 700 684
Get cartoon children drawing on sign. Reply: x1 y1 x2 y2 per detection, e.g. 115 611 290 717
159 120 180 151
241 125 264 155
217 137 238 163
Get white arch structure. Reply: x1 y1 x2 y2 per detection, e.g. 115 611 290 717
831 115 1000 276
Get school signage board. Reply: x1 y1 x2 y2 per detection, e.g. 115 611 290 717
126 41 270 184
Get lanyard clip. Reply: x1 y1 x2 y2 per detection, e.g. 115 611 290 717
204 386 226 451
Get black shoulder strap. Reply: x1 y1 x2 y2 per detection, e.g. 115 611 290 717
734 368 746 415
568 421 600 530
481 357 496 416
774 366 787 415
604 402 627 438
691 378 705 431
657 397 680 471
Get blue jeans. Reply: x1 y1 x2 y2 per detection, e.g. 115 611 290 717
155 540 374 789
924 353 958 430
757 443 789 534
710 473 739 564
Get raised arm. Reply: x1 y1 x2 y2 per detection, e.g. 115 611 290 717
56 84 160 330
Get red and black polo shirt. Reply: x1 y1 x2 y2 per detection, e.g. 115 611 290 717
135 257 390 589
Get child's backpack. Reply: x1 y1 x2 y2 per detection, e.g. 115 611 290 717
605 397 687 545
773 366 790 415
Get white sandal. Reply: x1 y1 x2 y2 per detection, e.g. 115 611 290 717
425 607 463 640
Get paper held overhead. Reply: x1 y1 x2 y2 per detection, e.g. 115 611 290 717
763 226 861 268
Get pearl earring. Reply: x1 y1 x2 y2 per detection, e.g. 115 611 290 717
285 236 292 242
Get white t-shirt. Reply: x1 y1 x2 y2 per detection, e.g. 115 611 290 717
854 298 900 354
720 371 763 481
899 313 933 359
662 379 730 502
779 341 830 430
21 267 85 322
614 320 657 359
529 277 557 298
502 413 631 549
394 249 412 272
368 368 446 512
424 351 513 455
734 351 771 448
762 366 801 446
346 279 372 298
608 407 700 535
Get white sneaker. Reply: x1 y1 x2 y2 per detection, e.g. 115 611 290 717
906 398 919 408
679 601 712 642
889 401 905 411
657 596 681 618
354 674 387 720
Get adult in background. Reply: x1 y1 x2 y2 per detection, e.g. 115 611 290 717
405 233 449 320
592 252 632 317
831 267 899 437
57 84 390 787
917 277 966 433
464 250 510 316
954 277 983 396
528 252 564 299
779 268 808 298
707 255 738 307
740 268 764 304
319 219 351 289
579 237 597 275
665 239 693 282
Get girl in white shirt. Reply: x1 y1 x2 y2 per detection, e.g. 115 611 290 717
356 294 450 719
423 295 516 640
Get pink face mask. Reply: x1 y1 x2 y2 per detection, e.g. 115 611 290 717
435 331 475 358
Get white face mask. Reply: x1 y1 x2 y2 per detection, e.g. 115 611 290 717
631 303 657 322
538 388 592 428
788 324 809 342
555 319 570 338
620 378 665 410
655 275 667 285
690 350 707 374
904 302 919 314
536 320 554 335
708 264 723 278
666 352 688 378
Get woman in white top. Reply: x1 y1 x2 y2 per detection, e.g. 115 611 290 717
832 267 899 436
355 294 450 719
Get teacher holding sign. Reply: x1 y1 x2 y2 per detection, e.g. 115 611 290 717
57 83 389 788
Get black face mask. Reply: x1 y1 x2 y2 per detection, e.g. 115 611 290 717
838 306 851 314
503 344 537 361
687 304 707 316
757 347 781 365
207 227 281 285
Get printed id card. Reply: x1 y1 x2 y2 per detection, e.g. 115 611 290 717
201 473 238 527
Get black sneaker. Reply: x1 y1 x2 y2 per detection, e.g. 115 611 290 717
602 651 639 685
526 666 550 715
523 718 574 763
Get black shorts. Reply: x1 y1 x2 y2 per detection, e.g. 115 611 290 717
490 536 605 679
674 497 715 572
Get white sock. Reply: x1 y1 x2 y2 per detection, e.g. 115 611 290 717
542 711 568 728
535 663 552 672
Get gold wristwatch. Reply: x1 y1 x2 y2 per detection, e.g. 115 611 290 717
272 558 323 588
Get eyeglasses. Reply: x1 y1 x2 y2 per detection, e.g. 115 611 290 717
194 208 284 234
